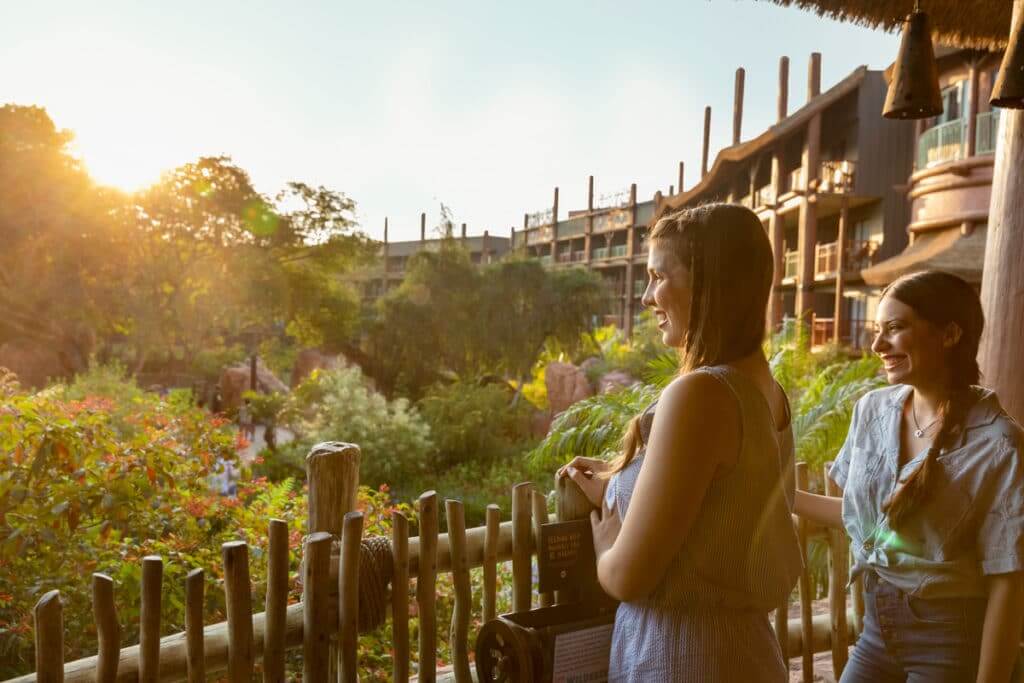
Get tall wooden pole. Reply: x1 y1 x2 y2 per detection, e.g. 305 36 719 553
796 53 822 328
834 197 849 345
768 56 789 332
980 0 1024 423
733 67 745 146
778 56 790 121
701 106 712 178
678 161 685 194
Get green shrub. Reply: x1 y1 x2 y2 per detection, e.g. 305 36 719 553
278 366 433 489
417 380 532 470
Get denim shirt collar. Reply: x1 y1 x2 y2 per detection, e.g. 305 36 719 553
883 384 1003 455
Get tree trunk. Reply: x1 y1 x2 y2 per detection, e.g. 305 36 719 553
979 0 1024 423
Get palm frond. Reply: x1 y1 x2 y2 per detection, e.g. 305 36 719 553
528 383 660 470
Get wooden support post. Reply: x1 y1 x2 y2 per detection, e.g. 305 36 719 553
34 590 63 683
184 569 205 683
825 464 850 677
979 0 1024 425
808 52 821 100
304 532 333 682
417 491 439 683
305 442 361 537
733 67 745 145
834 197 849 345
446 500 473 683
511 482 534 612
420 212 426 243
796 112 821 327
92 574 119 683
532 491 554 607
483 504 501 622
778 56 790 121
223 541 254 682
139 556 163 683
795 463 814 683
338 512 363 683
391 511 411 683
702 106 712 178
264 519 288 683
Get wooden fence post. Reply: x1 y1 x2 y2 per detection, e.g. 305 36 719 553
795 463 814 683
417 491 439 683
482 504 501 622
223 541 254 682
34 590 63 683
184 569 205 683
264 519 289 683
139 556 163 683
338 511 363 683
511 482 533 612
446 499 472 683
554 474 597 605
92 573 119 683
306 442 361 537
391 511 411 682
304 531 333 682
532 491 554 607
825 463 849 677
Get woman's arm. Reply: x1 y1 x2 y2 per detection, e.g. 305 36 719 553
793 489 844 529
976 571 1024 683
595 372 738 602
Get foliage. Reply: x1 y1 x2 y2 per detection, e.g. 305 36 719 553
277 367 434 489
0 378 426 677
367 241 605 399
0 105 373 386
417 380 533 471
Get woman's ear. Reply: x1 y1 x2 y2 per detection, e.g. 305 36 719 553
943 322 963 348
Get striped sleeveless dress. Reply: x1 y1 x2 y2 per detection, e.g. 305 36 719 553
604 364 802 682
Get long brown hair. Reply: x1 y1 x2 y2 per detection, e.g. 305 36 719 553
880 270 984 528
608 203 773 474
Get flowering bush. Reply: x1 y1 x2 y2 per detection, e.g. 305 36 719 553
0 381 403 676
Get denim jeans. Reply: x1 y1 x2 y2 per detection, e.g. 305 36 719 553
840 571 1018 683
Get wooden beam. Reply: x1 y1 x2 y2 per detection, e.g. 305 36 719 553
702 106 712 178
733 67 745 145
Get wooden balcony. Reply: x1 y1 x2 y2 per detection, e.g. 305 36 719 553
783 250 799 282
814 240 878 279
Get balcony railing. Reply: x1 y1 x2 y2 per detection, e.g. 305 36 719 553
755 184 776 208
917 118 964 169
976 110 1000 156
592 246 609 260
526 226 553 245
526 208 553 228
610 244 628 258
814 240 879 279
556 216 586 239
783 250 799 280
812 316 836 347
786 167 803 193
556 251 573 263
572 250 586 262
818 160 856 194
634 279 646 296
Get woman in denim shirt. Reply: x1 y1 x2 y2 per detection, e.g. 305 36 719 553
796 270 1024 682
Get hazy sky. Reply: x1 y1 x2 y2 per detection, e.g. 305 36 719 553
1 1 899 243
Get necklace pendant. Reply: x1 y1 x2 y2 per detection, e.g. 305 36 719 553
914 429 924 438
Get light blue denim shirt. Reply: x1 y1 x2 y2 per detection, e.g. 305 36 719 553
830 384 1024 599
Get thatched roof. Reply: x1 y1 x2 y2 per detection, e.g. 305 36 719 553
762 1 1011 50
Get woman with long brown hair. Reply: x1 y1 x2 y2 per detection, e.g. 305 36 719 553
795 270 1024 682
558 203 801 681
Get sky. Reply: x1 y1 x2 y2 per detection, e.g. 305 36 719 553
1 1 900 243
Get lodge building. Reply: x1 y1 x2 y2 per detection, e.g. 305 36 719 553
360 48 1001 348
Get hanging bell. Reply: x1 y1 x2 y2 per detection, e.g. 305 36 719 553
991 4 1024 108
883 8 943 119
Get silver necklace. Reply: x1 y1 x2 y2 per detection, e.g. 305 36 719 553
911 402 941 438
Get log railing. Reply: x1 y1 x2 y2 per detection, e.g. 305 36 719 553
7 444 858 682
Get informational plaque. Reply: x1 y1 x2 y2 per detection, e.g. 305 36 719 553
551 623 613 683
538 519 596 594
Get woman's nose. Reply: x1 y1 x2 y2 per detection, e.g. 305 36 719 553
641 284 654 308
871 332 888 354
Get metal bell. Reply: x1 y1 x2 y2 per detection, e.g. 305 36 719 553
883 9 943 119
991 5 1024 109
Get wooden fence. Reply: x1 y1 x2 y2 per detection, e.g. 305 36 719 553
5 442 860 682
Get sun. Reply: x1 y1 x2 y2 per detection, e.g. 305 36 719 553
73 133 168 193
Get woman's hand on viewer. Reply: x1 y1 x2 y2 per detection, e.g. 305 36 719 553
557 456 610 508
